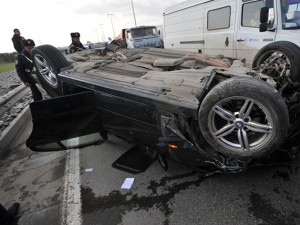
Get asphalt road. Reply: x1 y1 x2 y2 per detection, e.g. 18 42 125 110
0 119 299 225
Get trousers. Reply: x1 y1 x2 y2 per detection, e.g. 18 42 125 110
29 83 43 101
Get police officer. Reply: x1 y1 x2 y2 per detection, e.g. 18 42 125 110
11 28 26 53
16 39 43 102
68 32 86 53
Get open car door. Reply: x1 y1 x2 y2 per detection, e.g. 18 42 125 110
26 91 106 151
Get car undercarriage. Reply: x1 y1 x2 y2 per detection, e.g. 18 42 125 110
26 42 300 175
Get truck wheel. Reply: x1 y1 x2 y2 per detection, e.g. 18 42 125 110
32 45 71 97
198 77 289 158
252 41 300 81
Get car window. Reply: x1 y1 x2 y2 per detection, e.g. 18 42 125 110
207 6 231 30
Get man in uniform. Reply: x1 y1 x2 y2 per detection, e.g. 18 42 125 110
16 39 43 102
68 32 86 53
11 28 26 53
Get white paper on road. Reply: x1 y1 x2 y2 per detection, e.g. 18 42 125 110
85 168 93 172
121 178 135 189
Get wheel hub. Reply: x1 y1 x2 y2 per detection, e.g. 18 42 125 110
234 119 245 129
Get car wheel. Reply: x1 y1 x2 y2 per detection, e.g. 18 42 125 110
198 77 289 158
252 41 300 82
32 45 71 97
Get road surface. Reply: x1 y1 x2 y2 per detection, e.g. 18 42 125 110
0 117 299 225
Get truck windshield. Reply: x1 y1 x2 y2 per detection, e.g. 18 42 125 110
281 0 300 29
131 27 158 38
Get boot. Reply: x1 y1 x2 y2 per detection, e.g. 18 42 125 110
7 203 20 219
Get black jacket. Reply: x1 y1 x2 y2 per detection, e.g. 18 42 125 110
12 34 26 53
68 41 86 53
15 50 36 84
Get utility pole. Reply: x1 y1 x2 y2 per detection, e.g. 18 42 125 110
95 29 99 43
107 14 116 38
130 0 137 27
99 24 105 41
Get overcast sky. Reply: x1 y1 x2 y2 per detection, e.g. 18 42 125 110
1 0 185 53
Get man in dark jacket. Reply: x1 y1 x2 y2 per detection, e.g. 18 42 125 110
68 32 86 53
11 28 26 53
16 39 42 102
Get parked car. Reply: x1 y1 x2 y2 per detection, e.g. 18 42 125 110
26 43 300 174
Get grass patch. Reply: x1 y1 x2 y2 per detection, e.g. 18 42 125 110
0 63 15 73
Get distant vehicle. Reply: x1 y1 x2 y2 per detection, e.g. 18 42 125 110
88 42 109 49
116 26 163 48
25 43 300 174
163 0 300 77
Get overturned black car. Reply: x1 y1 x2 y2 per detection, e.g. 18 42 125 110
26 42 300 175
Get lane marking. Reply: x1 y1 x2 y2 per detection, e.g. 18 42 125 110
61 149 82 225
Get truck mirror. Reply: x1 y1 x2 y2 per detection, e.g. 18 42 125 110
259 23 268 32
260 7 269 23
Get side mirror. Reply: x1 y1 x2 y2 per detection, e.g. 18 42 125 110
259 23 268 32
259 7 269 32
260 7 269 23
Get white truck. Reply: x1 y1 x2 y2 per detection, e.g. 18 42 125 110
163 0 300 79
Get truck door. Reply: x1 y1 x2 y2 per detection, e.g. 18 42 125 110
203 0 237 57
235 0 277 67
126 30 135 49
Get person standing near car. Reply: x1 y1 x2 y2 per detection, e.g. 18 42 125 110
16 39 43 102
68 32 86 53
11 28 26 53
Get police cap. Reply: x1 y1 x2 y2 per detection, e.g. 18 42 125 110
22 39 35 47
71 32 80 38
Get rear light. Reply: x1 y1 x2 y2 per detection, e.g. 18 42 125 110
168 144 178 149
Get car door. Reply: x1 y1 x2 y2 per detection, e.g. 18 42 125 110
26 91 106 151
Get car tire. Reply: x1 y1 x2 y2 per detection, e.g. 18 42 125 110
198 77 289 158
252 41 300 81
32 45 71 97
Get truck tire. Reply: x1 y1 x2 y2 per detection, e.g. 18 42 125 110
198 77 289 158
32 45 71 97
252 41 300 82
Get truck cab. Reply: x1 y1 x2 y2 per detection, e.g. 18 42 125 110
163 0 300 66
118 26 163 49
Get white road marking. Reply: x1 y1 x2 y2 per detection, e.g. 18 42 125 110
61 149 82 225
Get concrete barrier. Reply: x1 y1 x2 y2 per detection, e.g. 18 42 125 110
0 84 26 107
0 105 31 157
